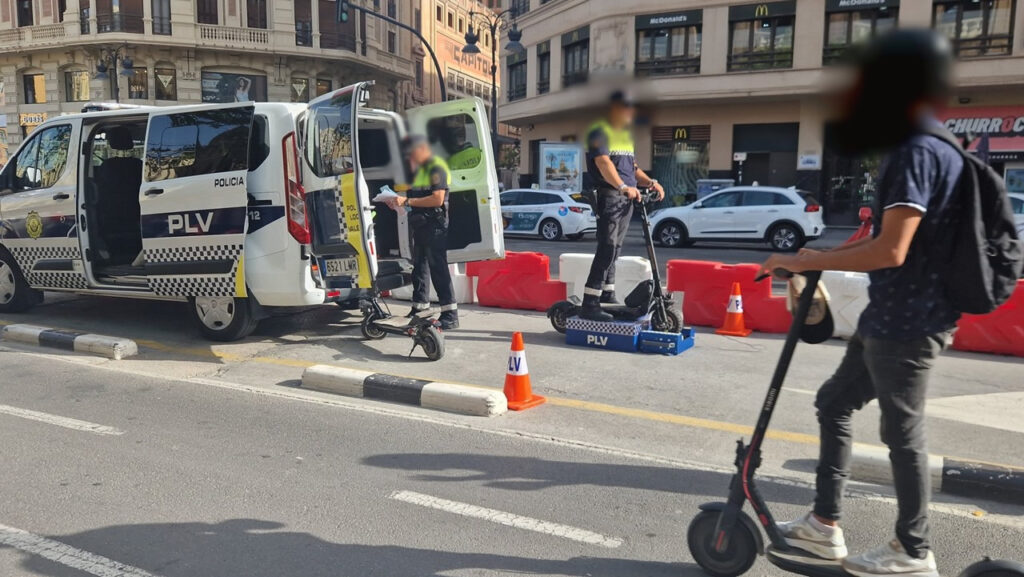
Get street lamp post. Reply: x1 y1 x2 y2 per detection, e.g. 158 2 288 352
462 9 524 157
94 44 135 103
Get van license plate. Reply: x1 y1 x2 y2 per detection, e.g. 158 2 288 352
324 258 358 276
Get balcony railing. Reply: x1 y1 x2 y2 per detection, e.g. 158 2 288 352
0 23 64 45
197 24 270 47
537 78 549 94
952 34 1012 57
0 28 25 43
562 70 588 87
728 49 793 71
635 55 700 77
96 11 144 33
507 84 526 101
295 21 313 46
320 31 357 51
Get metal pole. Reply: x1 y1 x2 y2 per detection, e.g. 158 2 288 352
111 54 119 103
349 4 446 101
489 20 498 159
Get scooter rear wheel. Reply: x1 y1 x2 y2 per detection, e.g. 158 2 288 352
419 326 445 361
548 301 575 334
687 510 758 577
959 558 1024 577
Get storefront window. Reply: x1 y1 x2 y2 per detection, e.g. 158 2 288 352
636 11 702 77
824 0 898 64
128 68 148 99
154 67 177 100
728 2 796 71
64 70 90 102
933 0 1013 57
651 125 711 206
316 78 332 96
23 73 46 104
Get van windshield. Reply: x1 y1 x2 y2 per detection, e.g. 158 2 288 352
306 95 354 178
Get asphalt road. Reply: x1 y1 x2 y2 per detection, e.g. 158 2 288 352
1 347 1022 577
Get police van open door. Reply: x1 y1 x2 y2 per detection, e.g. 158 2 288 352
301 82 378 291
405 98 504 263
139 103 254 298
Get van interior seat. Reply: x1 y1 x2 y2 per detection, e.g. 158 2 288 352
96 126 144 263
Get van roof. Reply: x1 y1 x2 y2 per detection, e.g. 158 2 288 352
52 101 307 123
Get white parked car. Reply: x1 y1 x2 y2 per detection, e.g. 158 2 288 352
649 186 825 251
499 189 597 241
1010 192 1024 237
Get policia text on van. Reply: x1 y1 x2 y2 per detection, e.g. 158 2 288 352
0 83 503 341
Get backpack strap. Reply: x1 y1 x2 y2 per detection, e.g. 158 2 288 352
922 123 968 155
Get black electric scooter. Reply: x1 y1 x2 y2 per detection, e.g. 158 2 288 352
686 269 1024 577
355 259 445 361
547 190 682 334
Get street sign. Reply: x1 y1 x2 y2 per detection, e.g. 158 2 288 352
733 152 747 162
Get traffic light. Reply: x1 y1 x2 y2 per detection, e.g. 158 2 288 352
337 0 350 23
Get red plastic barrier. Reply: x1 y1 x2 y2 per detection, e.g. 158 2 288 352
952 280 1024 357
467 252 567 312
667 260 791 333
844 207 873 245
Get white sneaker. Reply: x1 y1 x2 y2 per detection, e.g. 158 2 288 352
842 539 939 577
776 512 848 560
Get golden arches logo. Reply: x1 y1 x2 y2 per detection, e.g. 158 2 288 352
674 128 688 140
754 4 770 17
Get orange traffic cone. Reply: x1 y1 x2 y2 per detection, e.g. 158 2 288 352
504 332 546 411
715 282 753 337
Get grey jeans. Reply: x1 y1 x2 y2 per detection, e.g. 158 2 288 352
813 330 951 558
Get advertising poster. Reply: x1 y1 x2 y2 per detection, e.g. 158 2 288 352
201 72 268 103
539 142 583 192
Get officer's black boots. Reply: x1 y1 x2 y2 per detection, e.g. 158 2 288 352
579 295 613 322
439 311 459 330
599 291 619 305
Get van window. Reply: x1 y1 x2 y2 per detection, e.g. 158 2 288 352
145 108 251 182
357 128 392 169
426 112 482 170
2 124 72 192
248 114 270 171
306 96 353 177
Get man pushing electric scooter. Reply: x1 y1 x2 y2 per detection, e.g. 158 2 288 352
687 29 1023 577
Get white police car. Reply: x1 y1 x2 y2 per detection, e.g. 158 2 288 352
1010 192 1024 237
499 189 597 241
0 83 503 340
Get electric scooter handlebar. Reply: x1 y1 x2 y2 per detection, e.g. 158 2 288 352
754 268 795 283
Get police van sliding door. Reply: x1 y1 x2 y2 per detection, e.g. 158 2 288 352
139 104 254 298
405 98 505 263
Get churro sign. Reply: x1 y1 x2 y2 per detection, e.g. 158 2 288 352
939 107 1024 137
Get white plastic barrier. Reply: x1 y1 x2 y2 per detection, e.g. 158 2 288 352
390 262 476 304
558 253 653 300
822 270 870 339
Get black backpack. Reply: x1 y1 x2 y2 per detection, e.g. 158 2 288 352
928 128 1023 314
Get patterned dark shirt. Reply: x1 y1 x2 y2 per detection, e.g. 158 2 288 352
858 125 964 340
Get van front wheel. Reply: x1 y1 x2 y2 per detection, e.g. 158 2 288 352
0 248 40 313
189 295 259 342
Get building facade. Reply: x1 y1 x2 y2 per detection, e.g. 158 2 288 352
500 0 1024 225
0 0 417 158
417 0 500 116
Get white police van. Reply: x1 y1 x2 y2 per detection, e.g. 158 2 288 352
0 82 503 341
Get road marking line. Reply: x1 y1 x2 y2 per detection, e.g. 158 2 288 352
389 490 624 548
0 523 156 577
0 404 124 436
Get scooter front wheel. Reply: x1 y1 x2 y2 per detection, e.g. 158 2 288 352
652 306 683 334
361 315 387 340
418 325 446 361
687 510 759 577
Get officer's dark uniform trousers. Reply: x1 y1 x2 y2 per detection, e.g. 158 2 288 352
408 157 456 312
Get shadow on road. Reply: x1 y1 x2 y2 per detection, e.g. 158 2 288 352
361 452 811 506
8 519 690 577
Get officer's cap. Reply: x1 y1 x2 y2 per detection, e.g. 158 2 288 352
402 134 429 154
610 90 635 107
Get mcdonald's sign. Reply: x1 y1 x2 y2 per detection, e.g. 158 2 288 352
653 125 711 143
674 127 688 140
729 0 796 21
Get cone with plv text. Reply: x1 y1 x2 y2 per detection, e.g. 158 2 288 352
504 332 546 411
715 282 753 337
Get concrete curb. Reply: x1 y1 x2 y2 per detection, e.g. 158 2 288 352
1 324 138 360
851 445 1024 506
301 364 508 417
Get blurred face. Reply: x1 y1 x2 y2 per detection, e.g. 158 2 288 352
609 103 635 128
409 142 431 166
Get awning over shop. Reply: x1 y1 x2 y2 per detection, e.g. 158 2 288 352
938 106 1024 162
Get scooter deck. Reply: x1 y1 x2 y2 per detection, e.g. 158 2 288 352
766 546 848 577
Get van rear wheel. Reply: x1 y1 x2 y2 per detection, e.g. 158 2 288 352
189 295 259 342
0 248 40 313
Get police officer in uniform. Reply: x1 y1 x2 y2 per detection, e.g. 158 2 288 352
580 91 664 321
441 117 482 171
390 135 459 329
